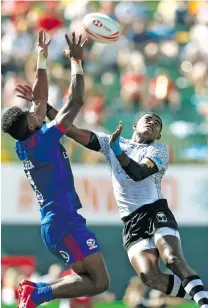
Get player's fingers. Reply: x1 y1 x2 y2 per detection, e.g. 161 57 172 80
81 38 88 48
16 84 26 91
65 33 72 47
118 124 123 133
111 132 117 142
77 34 82 45
72 31 75 44
24 84 32 91
15 87 25 94
46 38 51 46
114 130 120 139
38 29 43 46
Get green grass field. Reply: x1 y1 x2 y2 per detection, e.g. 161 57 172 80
1 301 198 308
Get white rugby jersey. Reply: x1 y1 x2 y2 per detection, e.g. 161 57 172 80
95 132 169 218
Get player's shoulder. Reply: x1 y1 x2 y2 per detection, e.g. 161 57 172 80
147 142 169 163
120 137 129 144
148 142 168 152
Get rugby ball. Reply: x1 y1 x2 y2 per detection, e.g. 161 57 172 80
82 13 120 44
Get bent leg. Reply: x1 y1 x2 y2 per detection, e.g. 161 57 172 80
52 251 110 298
156 233 208 307
127 239 171 293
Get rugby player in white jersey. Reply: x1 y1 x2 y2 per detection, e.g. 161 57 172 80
16 99 208 306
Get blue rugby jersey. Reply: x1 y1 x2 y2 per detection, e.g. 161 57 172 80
16 120 82 223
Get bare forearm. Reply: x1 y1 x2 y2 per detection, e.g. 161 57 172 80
56 73 84 129
66 58 85 110
33 69 48 101
32 50 48 120
68 73 85 107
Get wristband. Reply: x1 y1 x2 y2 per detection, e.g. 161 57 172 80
71 58 83 75
110 136 123 156
46 103 52 112
37 51 46 69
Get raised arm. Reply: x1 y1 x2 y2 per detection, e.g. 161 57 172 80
55 32 88 132
31 29 51 120
15 29 50 122
15 32 99 148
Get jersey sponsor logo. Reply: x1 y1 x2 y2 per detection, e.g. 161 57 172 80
35 190 44 205
25 171 44 205
86 238 97 250
59 250 70 263
156 212 167 223
22 160 34 170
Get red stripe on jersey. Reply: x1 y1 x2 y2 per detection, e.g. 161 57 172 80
28 136 36 148
69 235 84 260
64 236 81 261
56 120 66 134
64 236 78 261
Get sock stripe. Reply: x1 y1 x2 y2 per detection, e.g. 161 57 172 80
190 286 205 298
171 276 181 297
198 298 208 306
183 276 208 307
182 275 200 288
185 279 203 293
194 292 208 304
184 293 193 300
177 285 186 298
166 275 175 295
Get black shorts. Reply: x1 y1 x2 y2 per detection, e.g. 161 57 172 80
122 199 178 251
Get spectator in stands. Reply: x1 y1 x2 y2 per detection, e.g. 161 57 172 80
123 276 148 308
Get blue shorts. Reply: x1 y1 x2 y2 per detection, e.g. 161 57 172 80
41 212 100 267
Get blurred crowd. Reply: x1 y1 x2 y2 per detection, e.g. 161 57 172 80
1 263 115 308
1 0 208 163
1 263 192 308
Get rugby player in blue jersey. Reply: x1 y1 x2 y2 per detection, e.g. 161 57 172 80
2 30 109 308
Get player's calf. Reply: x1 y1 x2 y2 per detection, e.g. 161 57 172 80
157 235 208 307
129 248 192 300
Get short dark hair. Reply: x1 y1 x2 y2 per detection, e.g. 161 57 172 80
1 106 29 141
137 112 163 131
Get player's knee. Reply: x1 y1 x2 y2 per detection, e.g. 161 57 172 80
95 276 110 294
165 254 181 269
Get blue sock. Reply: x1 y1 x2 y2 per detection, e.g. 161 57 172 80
34 282 49 288
31 286 54 305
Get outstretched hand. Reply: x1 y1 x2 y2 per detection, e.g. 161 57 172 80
110 121 123 143
63 32 88 60
16 84 33 102
38 29 51 58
